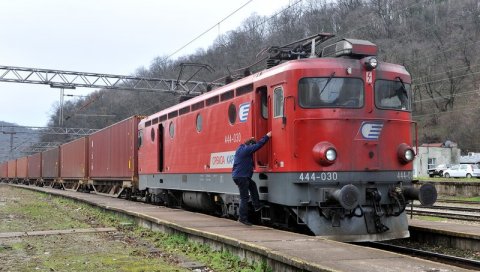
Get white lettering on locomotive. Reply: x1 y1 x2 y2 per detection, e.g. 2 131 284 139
224 132 241 144
396 171 412 180
298 172 338 182
210 151 236 169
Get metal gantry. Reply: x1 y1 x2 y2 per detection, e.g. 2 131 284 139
0 125 99 135
0 125 99 160
0 65 222 94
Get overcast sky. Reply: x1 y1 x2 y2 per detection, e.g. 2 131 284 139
0 0 292 127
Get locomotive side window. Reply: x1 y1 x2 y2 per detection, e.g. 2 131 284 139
273 87 284 118
260 88 268 119
150 127 155 142
196 114 203 132
169 122 175 138
138 129 143 148
298 78 364 108
228 103 236 125
374 79 412 111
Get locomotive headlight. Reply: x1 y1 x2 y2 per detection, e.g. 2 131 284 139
365 57 378 71
397 143 415 164
312 142 337 166
326 149 337 161
404 149 414 161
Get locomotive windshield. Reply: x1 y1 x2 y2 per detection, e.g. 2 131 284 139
375 79 412 111
298 77 364 108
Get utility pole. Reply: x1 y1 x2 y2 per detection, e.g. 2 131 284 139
59 87 64 126
50 84 76 126
2 130 17 159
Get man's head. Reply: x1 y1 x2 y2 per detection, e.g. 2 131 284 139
244 137 256 145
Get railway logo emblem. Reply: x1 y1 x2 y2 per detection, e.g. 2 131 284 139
360 122 384 140
238 103 250 122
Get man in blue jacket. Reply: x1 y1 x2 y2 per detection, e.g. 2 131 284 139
232 131 271 225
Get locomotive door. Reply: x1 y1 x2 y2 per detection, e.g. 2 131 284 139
158 124 164 172
255 86 269 167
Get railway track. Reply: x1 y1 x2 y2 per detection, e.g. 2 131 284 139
362 242 480 271
412 204 480 213
409 200 480 222
436 199 480 205
410 210 480 221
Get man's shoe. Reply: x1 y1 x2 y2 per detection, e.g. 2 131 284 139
254 205 265 212
238 219 252 226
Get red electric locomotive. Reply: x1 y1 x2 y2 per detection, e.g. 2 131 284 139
138 34 436 242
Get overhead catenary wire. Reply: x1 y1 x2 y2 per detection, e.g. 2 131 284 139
330 0 429 43
165 0 256 60
413 70 480 87
412 63 480 83
413 89 480 104
413 104 480 118
404 39 480 65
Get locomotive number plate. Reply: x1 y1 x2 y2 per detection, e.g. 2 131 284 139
224 133 241 144
298 172 338 182
396 171 412 180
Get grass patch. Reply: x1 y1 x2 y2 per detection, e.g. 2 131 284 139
130 227 272 272
6 234 186 272
2 187 272 272
439 196 480 202
0 187 91 232
418 177 480 182
413 215 446 222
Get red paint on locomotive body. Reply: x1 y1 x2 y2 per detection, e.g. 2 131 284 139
139 57 412 177
139 77 258 175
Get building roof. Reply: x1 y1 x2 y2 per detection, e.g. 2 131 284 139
421 143 444 147
420 141 457 148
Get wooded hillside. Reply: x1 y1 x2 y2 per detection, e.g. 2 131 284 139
43 0 480 152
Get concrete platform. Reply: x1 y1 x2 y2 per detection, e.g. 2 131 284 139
10 184 473 272
410 219 480 238
409 219 480 251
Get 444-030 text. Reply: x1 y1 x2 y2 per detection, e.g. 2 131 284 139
298 172 338 182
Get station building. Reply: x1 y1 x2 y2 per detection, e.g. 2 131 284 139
413 141 460 178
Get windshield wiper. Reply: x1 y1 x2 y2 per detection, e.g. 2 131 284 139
395 76 408 98
318 72 336 97
395 76 409 108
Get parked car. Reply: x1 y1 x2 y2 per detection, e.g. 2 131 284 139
443 164 480 178
427 164 450 177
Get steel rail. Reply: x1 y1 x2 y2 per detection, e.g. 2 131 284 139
362 242 480 271
410 210 480 222
412 204 480 213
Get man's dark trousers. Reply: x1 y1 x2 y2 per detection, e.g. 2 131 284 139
233 177 260 222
